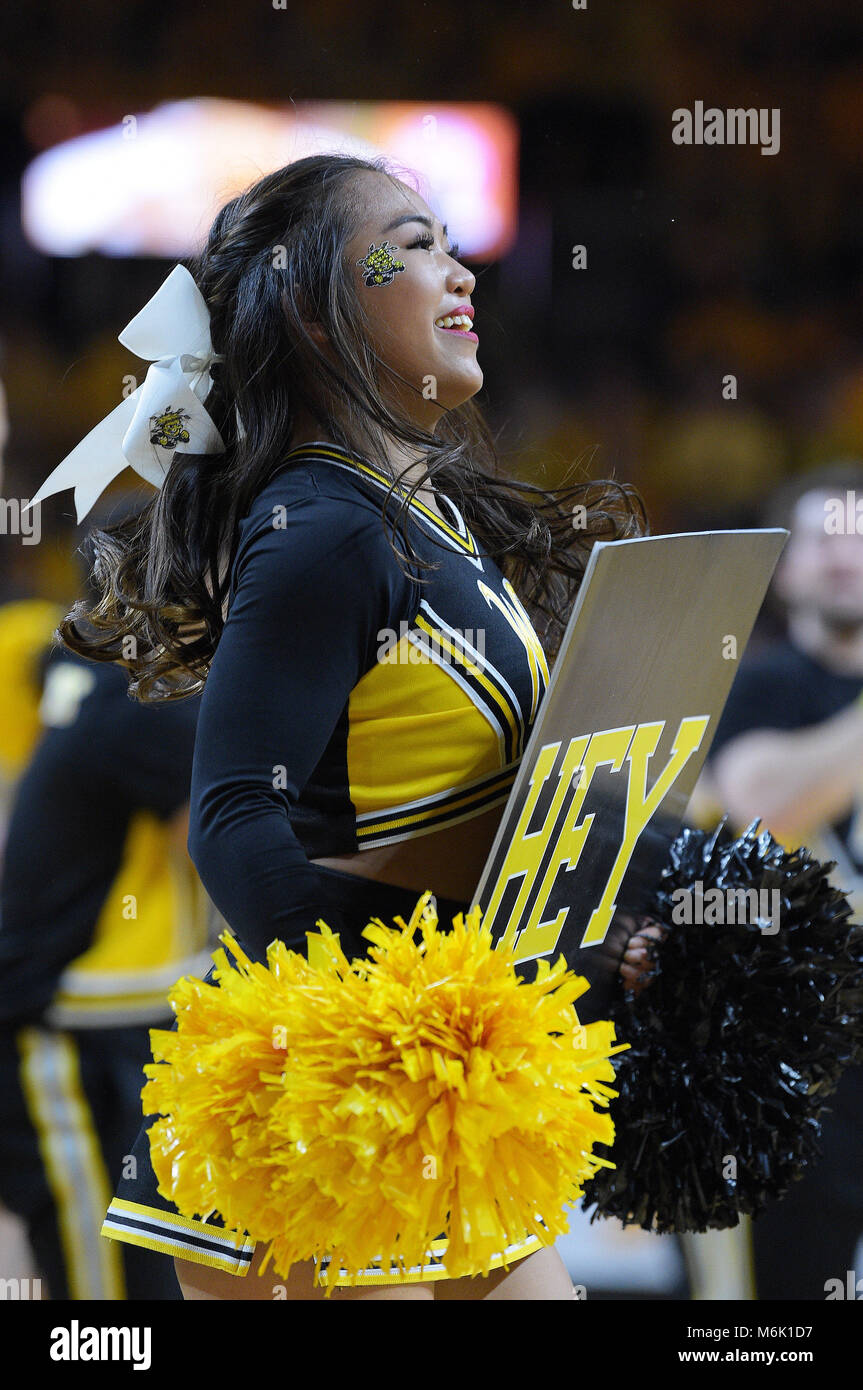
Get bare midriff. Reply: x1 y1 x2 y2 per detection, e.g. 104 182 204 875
311 801 505 904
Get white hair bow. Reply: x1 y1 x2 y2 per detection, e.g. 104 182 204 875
22 264 225 524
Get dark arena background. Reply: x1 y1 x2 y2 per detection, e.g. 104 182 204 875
0 0 861 1362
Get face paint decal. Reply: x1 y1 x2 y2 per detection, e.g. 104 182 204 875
356 240 406 287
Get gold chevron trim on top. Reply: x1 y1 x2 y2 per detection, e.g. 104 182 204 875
280 442 481 557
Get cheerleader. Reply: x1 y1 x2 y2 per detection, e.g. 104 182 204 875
26 153 652 1299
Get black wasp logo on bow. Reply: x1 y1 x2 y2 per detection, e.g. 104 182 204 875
150 407 191 449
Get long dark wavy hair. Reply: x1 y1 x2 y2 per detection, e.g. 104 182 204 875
58 153 648 701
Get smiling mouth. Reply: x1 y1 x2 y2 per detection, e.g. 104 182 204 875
434 313 478 341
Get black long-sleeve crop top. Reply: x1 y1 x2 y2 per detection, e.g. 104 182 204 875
187 441 550 959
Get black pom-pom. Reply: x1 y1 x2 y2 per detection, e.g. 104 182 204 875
583 818 863 1233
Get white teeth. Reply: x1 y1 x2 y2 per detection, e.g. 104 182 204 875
435 314 473 330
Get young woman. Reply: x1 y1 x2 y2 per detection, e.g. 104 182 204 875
51 153 651 1299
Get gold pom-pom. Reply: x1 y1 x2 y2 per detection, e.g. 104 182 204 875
143 891 626 1287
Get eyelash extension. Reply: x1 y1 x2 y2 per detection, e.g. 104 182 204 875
408 234 461 259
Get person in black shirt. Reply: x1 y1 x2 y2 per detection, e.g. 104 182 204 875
0 499 211 1300
709 460 863 1301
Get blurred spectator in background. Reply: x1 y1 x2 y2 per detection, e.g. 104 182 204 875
0 492 215 1300
704 459 863 1300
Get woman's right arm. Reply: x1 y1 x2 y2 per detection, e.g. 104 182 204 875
187 486 413 960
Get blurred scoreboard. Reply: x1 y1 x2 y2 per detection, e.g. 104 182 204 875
21 97 518 261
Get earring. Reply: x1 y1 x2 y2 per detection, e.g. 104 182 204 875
356 241 406 287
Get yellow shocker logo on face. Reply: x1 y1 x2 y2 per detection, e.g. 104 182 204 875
356 241 406 287
485 715 710 962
